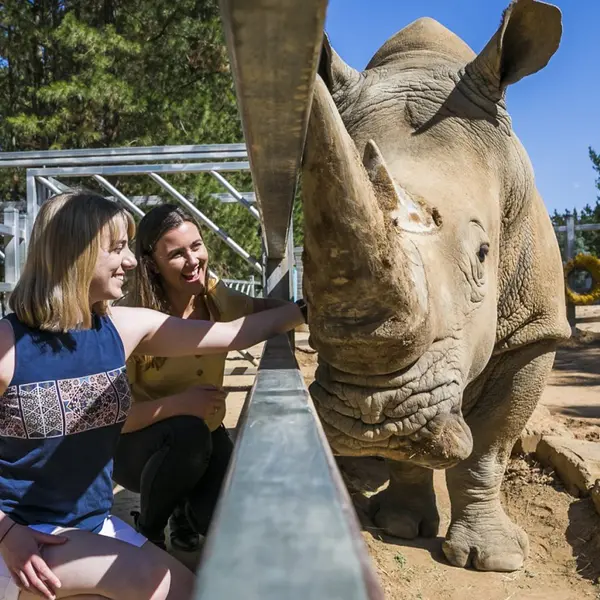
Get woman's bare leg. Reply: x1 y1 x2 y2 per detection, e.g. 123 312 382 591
50 596 109 599
18 532 195 600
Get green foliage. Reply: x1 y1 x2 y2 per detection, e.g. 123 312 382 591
0 0 240 151
0 0 306 279
551 147 600 260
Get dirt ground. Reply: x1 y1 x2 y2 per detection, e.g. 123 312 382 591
294 306 600 600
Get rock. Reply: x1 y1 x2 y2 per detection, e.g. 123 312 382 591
512 405 574 455
535 436 600 499
590 480 600 516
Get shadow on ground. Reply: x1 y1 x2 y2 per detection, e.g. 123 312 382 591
551 334 600 388
566 497 600 584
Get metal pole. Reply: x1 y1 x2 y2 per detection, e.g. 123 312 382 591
209 171 260 220
149 172 263 274
18 213 27 271
4 208 20 288
26 173 38 240
93 175 146 218
35 176 64 196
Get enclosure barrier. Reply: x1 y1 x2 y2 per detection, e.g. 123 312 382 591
0 144 266 287
554 216 600 326
195 335 383 599
0 144 290 301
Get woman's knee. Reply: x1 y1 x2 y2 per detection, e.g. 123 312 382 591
104 548 195 600
162 416 212 464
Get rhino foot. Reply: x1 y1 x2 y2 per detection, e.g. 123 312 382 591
442 505 528 572
370 461 439 539
371 495 440 539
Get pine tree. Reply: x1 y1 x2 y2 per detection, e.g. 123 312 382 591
0 0 306 279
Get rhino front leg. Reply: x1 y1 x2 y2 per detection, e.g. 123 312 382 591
444 340 557 572
371 460 439 539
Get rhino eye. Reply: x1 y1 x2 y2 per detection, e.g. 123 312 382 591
477 243 490 263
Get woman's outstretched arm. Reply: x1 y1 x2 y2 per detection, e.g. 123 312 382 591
111 302 305 359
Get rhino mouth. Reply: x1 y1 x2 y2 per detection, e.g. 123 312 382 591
309 344 473 468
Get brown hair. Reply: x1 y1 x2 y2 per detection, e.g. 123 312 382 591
125 203 207 369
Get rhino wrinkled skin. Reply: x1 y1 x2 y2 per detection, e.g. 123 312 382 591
301 0 571 572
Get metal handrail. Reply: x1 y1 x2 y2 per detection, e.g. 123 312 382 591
0 143 247 162
27 161 250 177
194 335 384 600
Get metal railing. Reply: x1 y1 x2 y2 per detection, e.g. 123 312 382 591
195 335 382 600
0 143 248 167
221 277 260 297
192 0 385 597
0 143 269 290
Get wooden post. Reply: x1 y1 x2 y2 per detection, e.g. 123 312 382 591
565 215 576 329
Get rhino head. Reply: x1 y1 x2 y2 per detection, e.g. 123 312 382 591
302 0 569 468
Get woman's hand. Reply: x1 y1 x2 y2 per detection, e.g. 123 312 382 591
175 384 227 420
121 385 228 433
0 523 67 599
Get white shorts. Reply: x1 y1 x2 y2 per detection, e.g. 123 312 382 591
0 515 147 600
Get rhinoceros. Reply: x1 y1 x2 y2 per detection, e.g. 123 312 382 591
301 0 570 572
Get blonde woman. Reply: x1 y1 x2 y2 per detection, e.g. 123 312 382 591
113 204 299 552
0 192 304 600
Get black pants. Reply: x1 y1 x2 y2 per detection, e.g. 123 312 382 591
113 416 233 539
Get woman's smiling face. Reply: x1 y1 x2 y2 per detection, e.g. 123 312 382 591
89 215 137 305
152 221 209 296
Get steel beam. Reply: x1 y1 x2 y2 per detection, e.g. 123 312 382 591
0 143 247 161
193 335 384 600
28 162 250 178
219 0 328 258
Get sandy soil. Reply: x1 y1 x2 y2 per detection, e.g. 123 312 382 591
332 455 600 600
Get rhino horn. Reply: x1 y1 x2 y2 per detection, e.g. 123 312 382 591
302 75 429 325
302 75 386 275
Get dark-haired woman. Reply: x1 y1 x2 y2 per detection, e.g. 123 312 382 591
113 204 295 553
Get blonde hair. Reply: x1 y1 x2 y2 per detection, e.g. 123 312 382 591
10 191 135 332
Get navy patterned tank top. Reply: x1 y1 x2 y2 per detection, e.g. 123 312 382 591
0 312 131 532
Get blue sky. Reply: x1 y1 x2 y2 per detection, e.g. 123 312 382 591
324 0 598 216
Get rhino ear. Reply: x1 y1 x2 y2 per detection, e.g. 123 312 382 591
318 32 361 94
363 140 437 233
469 0 562 90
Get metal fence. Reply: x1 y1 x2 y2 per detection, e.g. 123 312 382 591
222 276 260 297
0 144 270 291
0 142 302 300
